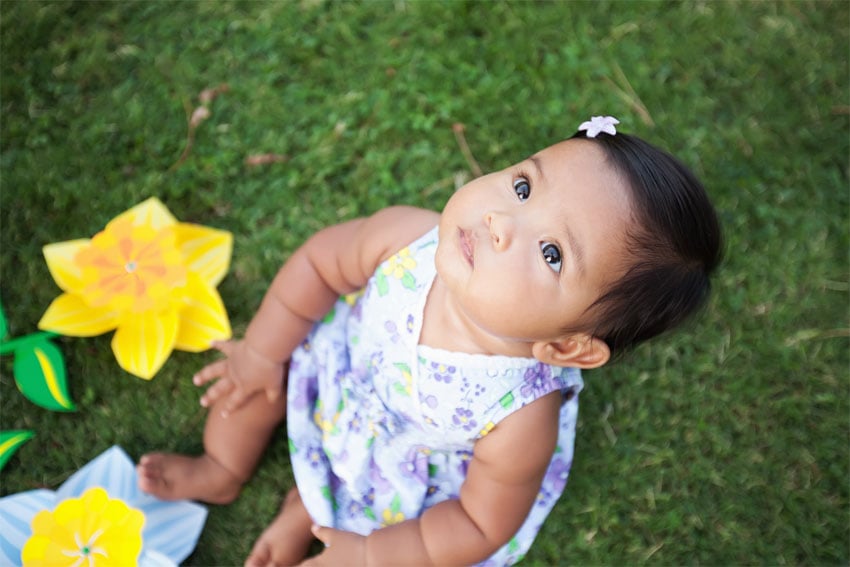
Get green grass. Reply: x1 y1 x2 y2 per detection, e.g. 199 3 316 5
1 1 847 565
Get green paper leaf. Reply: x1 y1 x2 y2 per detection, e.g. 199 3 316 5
14 339 76 411
0 298 7 339
0 430 34 471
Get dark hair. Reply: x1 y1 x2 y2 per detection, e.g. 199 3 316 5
569 130 723 355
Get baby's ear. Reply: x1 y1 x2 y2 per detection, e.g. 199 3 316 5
532 334 610 369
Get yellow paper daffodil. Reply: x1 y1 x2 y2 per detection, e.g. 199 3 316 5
38 197 232 379
21 486 144 567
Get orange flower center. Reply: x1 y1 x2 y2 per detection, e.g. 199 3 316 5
74 217 187 313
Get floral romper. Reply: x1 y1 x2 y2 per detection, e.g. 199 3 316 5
287 227 583 566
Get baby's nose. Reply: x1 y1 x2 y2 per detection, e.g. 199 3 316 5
484 211 513 250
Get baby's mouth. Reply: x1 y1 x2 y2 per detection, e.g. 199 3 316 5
460 228 474 267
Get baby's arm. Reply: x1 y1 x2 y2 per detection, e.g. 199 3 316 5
308 391 563 566
196 206 440 415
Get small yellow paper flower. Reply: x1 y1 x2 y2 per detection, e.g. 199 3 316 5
38 198 232 379
21 486 144 567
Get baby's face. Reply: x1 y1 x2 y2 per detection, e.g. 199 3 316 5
435 139 633 345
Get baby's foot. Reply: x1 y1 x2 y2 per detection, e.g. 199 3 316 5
245 488 314 567
137 452 242 504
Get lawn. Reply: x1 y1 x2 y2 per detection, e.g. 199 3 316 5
1 1 847 565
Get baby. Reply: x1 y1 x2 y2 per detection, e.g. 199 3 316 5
138 116 722 566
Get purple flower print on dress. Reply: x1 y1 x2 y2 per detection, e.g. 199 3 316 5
535 485 556 508
348 412 363 434
384 321 401 343
306 444 326 469
350 363 371 388
425 477 457 503
520 363 558 399
429 361 456 384
351 297 364 321
398 447 429 485
369 458 392 493
361 487 375 507
420 393 438 409
406 314 415 334
289 357 301 375
452 407 478 432
291 374 318 411
545 457 572 494
369 351 384 372
455 450 473 476
332 368 350 388
346 500 364 520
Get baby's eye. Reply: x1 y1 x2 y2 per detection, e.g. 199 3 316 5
541 242 562 273
513 177 531 202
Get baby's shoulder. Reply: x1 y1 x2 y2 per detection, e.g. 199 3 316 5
473 390 562 477
361 206 439 263
370 206 439 236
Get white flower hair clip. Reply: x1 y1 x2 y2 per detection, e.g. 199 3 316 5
578 115 620 138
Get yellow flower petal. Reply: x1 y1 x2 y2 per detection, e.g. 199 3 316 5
24 487 144 566
111 197 177 231
112 308 178 379
95 503 145 555
54 492 89 523
42 239 90 292
20 533 50 564
29 509 54 537
38 293 119 337
175 274 232 352
174 222 233 287
40 197 233 379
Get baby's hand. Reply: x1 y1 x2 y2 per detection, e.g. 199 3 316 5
298 525 366 567
193 340 284 416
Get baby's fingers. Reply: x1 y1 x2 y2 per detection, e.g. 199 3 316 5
265 383 284 404
193 360 228 387
199 377 235 408
221 387 253 417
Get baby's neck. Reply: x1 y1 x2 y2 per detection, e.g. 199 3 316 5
418 276 535 359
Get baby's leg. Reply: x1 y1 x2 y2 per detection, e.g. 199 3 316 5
245 487 315 567
138 391 286 503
